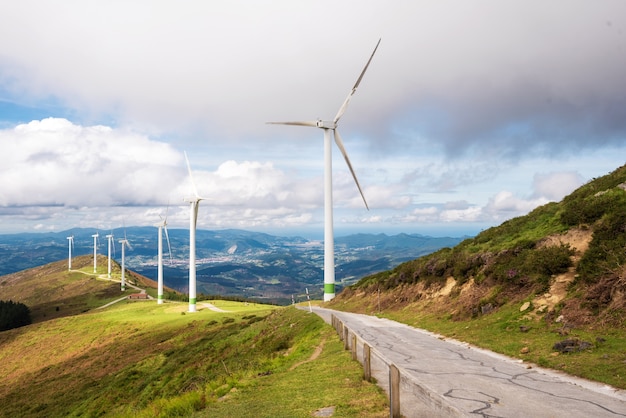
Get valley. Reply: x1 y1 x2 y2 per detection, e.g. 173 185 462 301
0 228 464 304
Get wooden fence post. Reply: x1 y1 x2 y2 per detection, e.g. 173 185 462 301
344 328 350 350
351 334 357 360
389 364 401 418
363 343 371 382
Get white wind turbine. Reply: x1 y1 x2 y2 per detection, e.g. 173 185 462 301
92 232 100 273
184 151 207 313
106 232 115 279
119 229 132 292
268 39 380 301
155 206 173 305
67 235 74 271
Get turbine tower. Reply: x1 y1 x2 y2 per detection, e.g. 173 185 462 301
184 151 206 313
67 235 74 271
106 232 114 279
268 39 380 301
155 207 172 305
92 232 99 273
119 230 132 292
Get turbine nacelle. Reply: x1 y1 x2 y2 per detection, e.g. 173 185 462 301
316 120 336 129
119 239 132 250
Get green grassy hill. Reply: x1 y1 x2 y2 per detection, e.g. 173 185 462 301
0 259 387 417
0 254 176 323
330 164 626 390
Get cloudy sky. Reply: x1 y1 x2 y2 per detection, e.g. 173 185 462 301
0 1 625 238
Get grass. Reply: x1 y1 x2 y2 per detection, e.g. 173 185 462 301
0 300 388 417
372 301 626 389
195 326 387 418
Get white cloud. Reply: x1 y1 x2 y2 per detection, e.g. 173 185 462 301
0 118 183 208
1 2 626 236
532 171 585 201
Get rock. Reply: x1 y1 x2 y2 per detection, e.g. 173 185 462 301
520 302 531 312
520 346 530 354
557 327 569 336
481 303 494 315
519 325 531 333
553 338 594 353
555 315 564 323
312 406 336 417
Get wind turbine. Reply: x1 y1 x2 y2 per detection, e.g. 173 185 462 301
67 235 74 271
268 39 380 301
119 229 132 292
184 151 207 313
155 206 173 305
92 232 100 273
106 232 115 279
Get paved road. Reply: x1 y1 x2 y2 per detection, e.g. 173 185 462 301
311 307 626 417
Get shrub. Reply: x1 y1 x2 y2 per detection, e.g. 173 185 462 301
577 211 626 284
0 300 32 331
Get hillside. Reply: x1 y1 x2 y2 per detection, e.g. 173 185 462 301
0 260 388 417
330 164 626 389
0 254 176 324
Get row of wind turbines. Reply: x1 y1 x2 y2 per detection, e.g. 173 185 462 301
66 38 381 311
66 217 171 305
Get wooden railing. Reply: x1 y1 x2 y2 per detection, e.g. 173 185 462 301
331 314 463 418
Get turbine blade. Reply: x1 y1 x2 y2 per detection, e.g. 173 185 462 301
266 121 318 127
164 226 173 264
333 38 381 124
184 151 200 198
334 129 369 210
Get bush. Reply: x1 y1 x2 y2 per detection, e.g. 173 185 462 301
483 244 573 290
0 300 32 331
577 211 626 284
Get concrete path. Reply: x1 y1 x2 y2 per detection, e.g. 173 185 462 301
311 307 626 417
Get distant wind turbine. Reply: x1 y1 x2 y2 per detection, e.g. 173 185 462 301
155 206 173 305
184 151 207 313
106 232 115 279
119 229 132 292
92 232 99 273
67 235 74 271
268 39 380 301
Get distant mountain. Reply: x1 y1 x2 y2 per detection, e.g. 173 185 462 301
0 228 465 304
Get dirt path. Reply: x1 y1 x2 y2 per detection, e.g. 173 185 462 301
289 337 326 371
70 268 153 309
201 302 230 312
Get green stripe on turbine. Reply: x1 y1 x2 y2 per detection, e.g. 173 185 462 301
324 283 335 295
157 294 164 300
189 298 197 305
